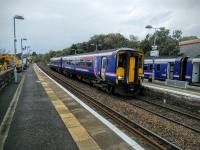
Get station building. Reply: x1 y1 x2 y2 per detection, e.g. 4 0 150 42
179 38 200 57
179 39 200 85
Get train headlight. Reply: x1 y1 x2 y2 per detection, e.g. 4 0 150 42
118 76 124 80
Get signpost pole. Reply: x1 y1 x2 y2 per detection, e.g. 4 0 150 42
150 49 159 82
145 25 163 82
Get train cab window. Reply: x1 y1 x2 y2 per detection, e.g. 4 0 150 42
138 57 142 68
144 64 148 70
150 64 153 71
118 54 126 67
156 64 161 72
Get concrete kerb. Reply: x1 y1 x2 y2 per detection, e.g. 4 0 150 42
0 74 25 150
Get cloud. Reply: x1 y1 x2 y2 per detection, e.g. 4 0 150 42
0 0 199 53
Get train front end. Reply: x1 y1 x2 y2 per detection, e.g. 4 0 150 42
115 49 143 95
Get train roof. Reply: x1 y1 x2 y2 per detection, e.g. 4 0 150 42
144 58 176 63
144 56 177 59
50 48 139 61
61 48 140 60
50 57 61 61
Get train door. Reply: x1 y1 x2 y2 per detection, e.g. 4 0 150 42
101 57 107 81
60 57 63 71
128 56 135 83
167 62 174 80
116 53 126 81
192 62 200 83
180 57 188 81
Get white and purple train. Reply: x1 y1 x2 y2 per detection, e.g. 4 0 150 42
144 57 200 85
49 48 144 95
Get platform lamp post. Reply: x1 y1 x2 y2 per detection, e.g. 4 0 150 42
21 38 27 71
26 46 30 65
71 49 77 55
145 25 163 82
13 15 24 83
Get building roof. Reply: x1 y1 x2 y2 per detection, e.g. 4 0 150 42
179 38 200 46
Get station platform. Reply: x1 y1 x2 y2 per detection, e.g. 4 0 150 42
142 80 200 101
0 64 143 150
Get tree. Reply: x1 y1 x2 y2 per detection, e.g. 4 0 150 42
88 33 139 50
140 34 151 55
140 28 182 56
32 51 37 56
42 33 141 60
172 30 182 40
129 35 138 41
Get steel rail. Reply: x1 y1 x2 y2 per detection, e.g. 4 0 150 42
38 64 181 150
137 97 200 121
128 101 200 133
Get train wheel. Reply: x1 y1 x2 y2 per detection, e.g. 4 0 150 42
77 75 82 81
106 85 113 94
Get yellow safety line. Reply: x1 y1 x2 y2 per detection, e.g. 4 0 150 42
33 65 101 150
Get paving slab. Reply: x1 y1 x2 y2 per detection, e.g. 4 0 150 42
3 66 78 150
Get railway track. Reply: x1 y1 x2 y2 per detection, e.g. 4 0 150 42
38 63 181 150
128 98 200 133
137 97 200 121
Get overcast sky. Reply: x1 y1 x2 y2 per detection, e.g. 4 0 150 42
0 0 200 54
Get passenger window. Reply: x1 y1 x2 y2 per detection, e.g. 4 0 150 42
76 60 79 66
85 61 93 67
71 60 75 65
81 62 84 66
150 64 153 70
144 64 148 70
102 58 107 69
156 64 161 71
170 63 174 71
107 59 110 67
74 60 77 66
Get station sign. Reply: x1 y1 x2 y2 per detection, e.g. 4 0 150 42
150 50 159 57
152 45 158 50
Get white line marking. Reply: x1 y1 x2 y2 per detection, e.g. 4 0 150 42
173 75 179 78
144 72 152 75
35 64 145 150
0 75 25 150
143 84 200 100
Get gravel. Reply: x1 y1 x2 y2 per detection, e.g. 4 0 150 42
44 66 200 150
68 77 200 150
